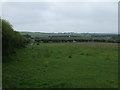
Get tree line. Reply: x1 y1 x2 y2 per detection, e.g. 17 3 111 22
34 37 120 43
21 32 119 44
1 19 30 62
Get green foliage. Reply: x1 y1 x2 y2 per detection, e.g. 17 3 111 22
2 19 30 61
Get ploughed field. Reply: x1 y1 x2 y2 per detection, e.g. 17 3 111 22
3 42 118 88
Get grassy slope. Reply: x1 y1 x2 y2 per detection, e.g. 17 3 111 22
3 43 118 88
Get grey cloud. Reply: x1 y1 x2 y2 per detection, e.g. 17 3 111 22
2 2 118 33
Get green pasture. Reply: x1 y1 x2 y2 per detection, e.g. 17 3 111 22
3 42 118 88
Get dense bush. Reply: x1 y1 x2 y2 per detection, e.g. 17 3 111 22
2 19 30 61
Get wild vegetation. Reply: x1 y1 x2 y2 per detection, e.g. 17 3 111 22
2 20 118 88
2 19 30 62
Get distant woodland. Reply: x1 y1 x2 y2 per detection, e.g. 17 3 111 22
21 32 120 43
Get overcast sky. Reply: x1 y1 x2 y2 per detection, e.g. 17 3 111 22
2 2 118 33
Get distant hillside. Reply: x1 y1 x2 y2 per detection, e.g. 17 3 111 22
20 32 84 37
20 32 118 40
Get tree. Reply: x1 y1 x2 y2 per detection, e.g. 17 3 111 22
2 19 30 61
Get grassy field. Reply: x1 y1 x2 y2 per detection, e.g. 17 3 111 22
3 42 118 88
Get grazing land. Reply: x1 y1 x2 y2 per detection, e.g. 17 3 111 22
3 42 118 88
